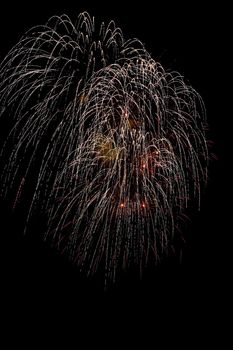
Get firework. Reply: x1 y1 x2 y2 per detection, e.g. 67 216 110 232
0 12 208 283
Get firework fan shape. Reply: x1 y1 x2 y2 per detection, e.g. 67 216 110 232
0 12 208 283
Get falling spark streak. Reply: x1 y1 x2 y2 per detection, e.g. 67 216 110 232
0 12 208 284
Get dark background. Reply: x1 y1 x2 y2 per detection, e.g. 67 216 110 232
1 0 229 345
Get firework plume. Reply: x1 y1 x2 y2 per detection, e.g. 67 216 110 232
0 12 208 283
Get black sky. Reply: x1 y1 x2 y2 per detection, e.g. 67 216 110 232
1 0 229 344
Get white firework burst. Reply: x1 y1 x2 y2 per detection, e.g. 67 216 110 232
0 12 208 283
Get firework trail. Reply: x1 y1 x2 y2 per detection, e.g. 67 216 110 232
0 12 208 283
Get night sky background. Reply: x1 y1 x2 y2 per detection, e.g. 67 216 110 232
1 1 229 346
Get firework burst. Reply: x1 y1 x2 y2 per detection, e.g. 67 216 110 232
0 12 208 283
